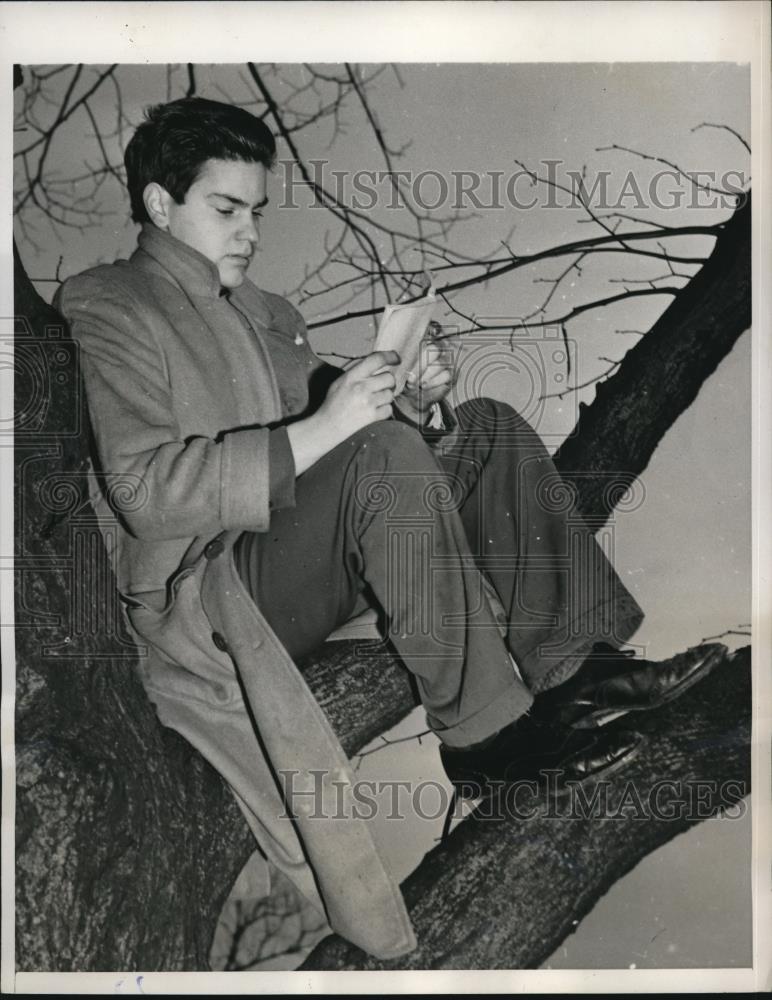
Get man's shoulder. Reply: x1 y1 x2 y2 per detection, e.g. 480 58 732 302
55 258 149 312
54 259 182 360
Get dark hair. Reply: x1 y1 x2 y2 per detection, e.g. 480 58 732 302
124 96 277 224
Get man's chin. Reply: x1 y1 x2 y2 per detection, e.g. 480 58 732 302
218 268 247 290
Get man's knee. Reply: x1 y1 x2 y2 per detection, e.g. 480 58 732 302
452 397 552 466
343 420 452 518
346 418 435 467
456 396 531 433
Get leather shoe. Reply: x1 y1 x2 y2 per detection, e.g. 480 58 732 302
533 641 725 729
439 715 641 801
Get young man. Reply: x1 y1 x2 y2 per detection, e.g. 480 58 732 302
54 97 718 960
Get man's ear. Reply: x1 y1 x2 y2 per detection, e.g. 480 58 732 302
143 182 174 229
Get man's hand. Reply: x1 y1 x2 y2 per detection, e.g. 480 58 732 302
319 350 400 436
287 351 400 475
394 339 455 425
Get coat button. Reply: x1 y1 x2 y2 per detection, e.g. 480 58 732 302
205 537 225 559
211 631 229 652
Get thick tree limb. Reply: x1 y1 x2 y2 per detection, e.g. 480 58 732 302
301 645 751 969
555 197 751 523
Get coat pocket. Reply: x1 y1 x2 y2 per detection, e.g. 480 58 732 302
127 558 240 708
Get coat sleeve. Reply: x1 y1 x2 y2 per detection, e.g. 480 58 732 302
55 273 279 541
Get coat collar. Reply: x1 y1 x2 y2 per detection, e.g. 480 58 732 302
131 223 273 320
133 223 225 299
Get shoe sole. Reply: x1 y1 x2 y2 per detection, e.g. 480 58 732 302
569 646 725 729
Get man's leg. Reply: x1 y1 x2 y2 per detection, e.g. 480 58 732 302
438 397 721 731
236 417 645 798
434 396 645 694
235 419 534 748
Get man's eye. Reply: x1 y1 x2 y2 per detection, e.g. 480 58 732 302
252 211 263 220
216 208 234 217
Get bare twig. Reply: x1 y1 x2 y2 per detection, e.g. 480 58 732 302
540 356 624 401
596 142 735 199
700 628 752 642
524 251 588 324
185 64 196 98
353 728 432 770
15 64 118 159
305 226 718 332
422 288 681 341
691 121 751 156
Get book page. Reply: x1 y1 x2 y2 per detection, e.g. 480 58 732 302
373 293 438 393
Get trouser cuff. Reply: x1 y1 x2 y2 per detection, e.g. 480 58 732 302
429 678 534 749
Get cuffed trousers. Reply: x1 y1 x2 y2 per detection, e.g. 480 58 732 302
235 398 644 748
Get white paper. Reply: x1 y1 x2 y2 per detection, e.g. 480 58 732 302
373 293 438 394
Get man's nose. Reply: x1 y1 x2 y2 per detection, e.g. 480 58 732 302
237 215 260 246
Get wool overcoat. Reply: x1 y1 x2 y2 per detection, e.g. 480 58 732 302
54 223 418 960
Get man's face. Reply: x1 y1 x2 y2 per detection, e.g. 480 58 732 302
163 158 268 290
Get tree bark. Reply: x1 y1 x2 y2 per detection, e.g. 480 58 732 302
555 197 751 524
13 245 255 971
301 645 751 969
13 196 751 971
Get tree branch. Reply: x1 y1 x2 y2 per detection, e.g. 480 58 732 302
596 142 737 199
555 196 751 521
305 225 721 331
301 644 750 969
691 121 751 156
